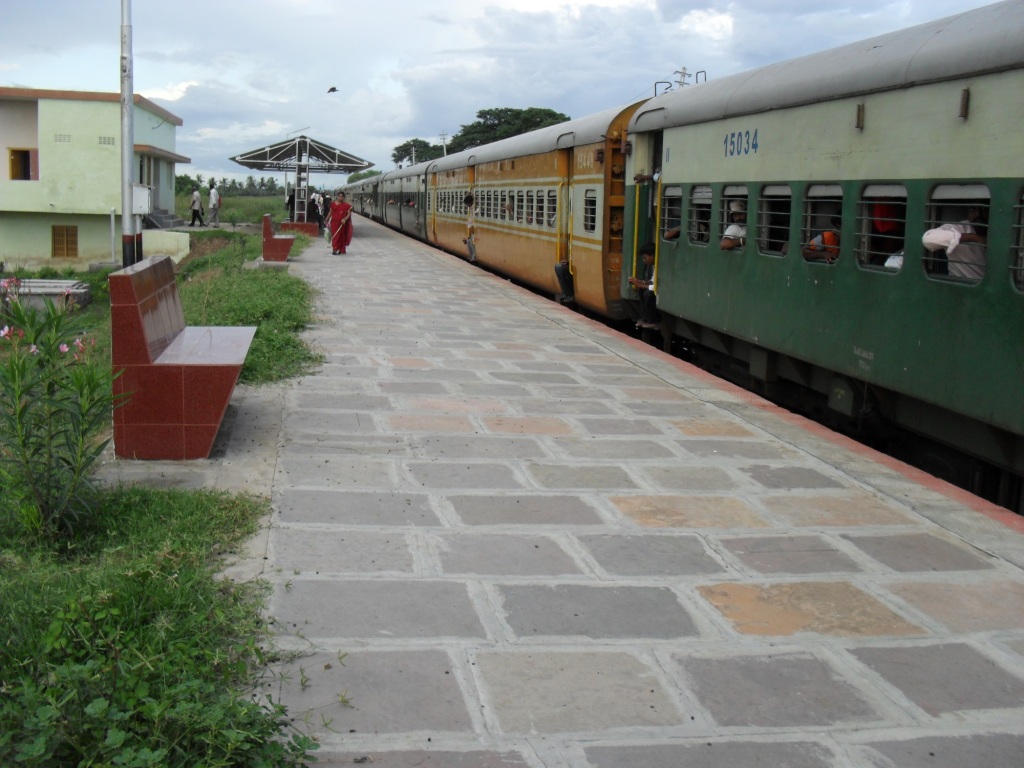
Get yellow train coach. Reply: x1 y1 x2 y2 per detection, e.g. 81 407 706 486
348 103 644 319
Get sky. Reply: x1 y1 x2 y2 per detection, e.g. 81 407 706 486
0 0 996 188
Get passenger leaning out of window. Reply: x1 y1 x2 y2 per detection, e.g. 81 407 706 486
720 200 746 250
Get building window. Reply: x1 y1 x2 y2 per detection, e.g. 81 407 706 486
99 136 115 146
9 148 36 181
660 185 682 240
687 185 712 245
757 185 791 257
52 226 78 258
721 185 748 249
922 184 989 283
583 189 597 232
802 184 843 264
857 185 907 270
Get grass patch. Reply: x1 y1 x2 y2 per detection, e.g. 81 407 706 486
0 237 325 765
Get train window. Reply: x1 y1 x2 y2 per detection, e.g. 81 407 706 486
757 185 791 257
688 185 712 245
547 190 558 228
720 185 748 250
857 185 907 271
516 190 525 222
526 191 535 224
535 189 545 226
922 184 989 283
583 189 597 233
660 186 682 240
802 185 843 265
500 191 508 221
1013 192 1024 292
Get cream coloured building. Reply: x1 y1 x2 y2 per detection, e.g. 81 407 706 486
0 87 191 270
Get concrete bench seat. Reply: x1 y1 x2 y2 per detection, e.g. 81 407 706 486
110 256 256 460
263 214 295 261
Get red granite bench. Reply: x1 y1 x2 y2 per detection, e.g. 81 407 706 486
109 256 257 460
263 214 295 261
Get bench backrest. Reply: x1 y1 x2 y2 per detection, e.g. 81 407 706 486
110 256 186 365
262 214 274 241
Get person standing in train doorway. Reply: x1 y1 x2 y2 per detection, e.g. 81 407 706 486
463 192 477 262
627 242 660 329
329 191 353 255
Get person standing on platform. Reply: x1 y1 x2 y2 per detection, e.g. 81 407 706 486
188 186 205 227
207 180 221 228
329 191 353 254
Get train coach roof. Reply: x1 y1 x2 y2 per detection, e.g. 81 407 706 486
630 0 1024 132
422 103 639 175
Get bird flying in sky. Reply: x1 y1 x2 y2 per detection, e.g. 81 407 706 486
327 87 337 93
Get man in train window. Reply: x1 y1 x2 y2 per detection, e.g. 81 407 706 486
720 200 747 250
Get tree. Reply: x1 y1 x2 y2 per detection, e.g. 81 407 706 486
446 107 570 154
391 138 444 168
348 169 382 183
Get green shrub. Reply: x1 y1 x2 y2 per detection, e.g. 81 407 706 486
0 297 123 536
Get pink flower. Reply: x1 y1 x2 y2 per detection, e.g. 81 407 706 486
0 326 9 338
29 344 38 355
59 343 70 353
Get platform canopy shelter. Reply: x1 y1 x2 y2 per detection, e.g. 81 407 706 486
230 135 372 224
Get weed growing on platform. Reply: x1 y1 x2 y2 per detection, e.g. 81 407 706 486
0 487 318 767
0 298 122 537
178 234 323 384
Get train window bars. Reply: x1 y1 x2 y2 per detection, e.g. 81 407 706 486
526 191 535 224
1013 192 1024 293
660 186 682 240
857 185 907 271
583 189 598 233
547 190 558 228
516 190 526 223
535 189 545 227
802 185 843 265
500 191 508 221
757 185 791 257
922 184 989 284
688 185 712 245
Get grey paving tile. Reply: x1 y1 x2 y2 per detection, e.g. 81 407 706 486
433 533 582 576
406 461 527 490
270 581 487 639
742 465 844 489
475 651 682 732
314 751 531 768
850 643 1024 716
639 465 738 491
676 653 880 727
526 464 638 490
680 438 797 460
584 741 837 768
841 533 994 572
415 435 546 460
448 494 604 525
577 533 726 576
273 490 441 526
498 584 700 639
721 535 862 574
550 437 675 459
270 650 473 735
861 732 1024 768
270 529 413 574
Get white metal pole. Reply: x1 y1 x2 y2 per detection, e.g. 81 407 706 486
119 0 137 266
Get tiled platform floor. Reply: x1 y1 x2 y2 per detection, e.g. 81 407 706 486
98 220 1024 768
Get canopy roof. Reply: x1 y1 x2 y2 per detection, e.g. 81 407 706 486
230 135 373 174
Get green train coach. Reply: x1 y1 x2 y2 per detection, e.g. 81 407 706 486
346 1 1023 511
622 0 1023 511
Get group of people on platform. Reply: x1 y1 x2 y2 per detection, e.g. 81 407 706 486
283 188 354 255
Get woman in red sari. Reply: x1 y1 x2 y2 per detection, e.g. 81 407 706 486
329 192 353 254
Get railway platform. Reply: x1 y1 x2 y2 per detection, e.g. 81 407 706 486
98 219 1024 768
